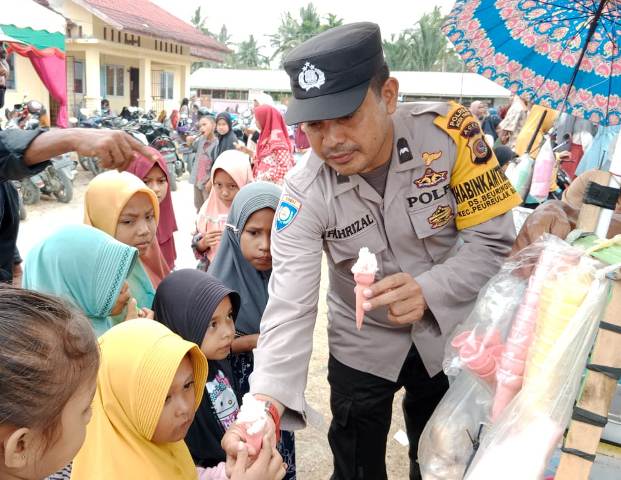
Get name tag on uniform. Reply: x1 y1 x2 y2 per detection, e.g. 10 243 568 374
275 195 301 232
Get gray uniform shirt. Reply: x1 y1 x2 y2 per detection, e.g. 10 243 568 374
250 102 521 430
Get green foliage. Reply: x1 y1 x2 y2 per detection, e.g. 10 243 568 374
269 3 343 65
383 7 464 72
190 4 463 72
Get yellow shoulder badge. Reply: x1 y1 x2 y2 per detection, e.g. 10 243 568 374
434 103 523 230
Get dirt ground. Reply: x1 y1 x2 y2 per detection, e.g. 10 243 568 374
17 168 411 479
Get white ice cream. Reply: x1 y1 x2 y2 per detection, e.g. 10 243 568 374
351 247 378 275
237 393 267 435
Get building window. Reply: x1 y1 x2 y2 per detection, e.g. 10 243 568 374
160 71 174 99
100 65 124 97
73 60 84 93
6 53 15 90
212 89 225 99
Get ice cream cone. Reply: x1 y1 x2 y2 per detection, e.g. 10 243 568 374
243 428 264 453
354 272 375 330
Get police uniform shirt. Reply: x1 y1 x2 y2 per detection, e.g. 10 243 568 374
250 102 521 430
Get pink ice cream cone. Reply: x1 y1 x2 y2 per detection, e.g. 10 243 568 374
354 272 375 330
351 248 378 331
243 429 264 453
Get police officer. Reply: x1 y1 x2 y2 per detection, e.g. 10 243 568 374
222 22 521 479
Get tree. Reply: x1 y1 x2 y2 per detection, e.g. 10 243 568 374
234 35 269 69
190 6 212 37
383 7 464 72
269 3 343 65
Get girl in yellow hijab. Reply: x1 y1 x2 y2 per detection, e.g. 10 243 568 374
84 170 171 312
71 319 208 480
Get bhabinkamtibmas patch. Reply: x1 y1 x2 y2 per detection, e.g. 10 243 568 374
434 101 523 230
452 165 521 229
276 195 301 232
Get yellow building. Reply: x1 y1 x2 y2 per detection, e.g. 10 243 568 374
6 0 228 120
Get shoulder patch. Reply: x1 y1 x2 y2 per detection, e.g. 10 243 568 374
275 195 302 232
447 106 471 130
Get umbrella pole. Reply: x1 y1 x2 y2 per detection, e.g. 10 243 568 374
526 110 548 156
556 134 621 480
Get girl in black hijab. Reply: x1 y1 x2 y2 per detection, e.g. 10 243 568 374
214 112 239 160
153 269 241 468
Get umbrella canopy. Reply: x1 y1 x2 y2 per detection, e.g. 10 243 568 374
444 0 621 125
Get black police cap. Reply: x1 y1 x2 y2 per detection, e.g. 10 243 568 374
283 22 384 125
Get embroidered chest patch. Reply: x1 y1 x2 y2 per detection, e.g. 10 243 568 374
275 195 302 232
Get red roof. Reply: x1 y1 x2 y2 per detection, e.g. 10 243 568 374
75 0 230 60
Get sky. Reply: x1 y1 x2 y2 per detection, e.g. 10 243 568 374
152 0 455 54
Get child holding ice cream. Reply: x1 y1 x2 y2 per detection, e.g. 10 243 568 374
153 269 242 469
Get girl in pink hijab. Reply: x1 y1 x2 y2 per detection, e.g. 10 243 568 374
126 147 178 270
192 150 253 270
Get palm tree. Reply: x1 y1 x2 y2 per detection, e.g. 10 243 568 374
235 35 269 69
383 7 464 72
269 2 343 65
190 6 212 37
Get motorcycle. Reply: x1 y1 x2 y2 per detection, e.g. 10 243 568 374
21 154 75 205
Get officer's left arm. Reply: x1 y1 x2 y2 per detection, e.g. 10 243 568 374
414 107 522 334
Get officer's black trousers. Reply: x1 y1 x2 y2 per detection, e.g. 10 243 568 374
327 344 449 480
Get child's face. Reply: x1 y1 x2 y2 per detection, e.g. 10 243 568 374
115 192 157 256
216 119 229 136
200 296 235 360
1 377 96 479
110 281 130 316
240 208 274 271
142 164 168 203
199 118 214 136
212 170 239 207
151 356 195 444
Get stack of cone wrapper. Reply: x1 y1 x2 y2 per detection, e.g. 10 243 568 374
450 244 589 421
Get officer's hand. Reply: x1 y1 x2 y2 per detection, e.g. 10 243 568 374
362 272 427 325
70 128 158 170
229 432 286 480
512 200 576 255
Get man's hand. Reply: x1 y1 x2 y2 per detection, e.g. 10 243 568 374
512 200 577 255
23 128 158 171
362 272 427 325
229 432 286 480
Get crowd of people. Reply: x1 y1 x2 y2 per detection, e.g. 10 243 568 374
1 20 620 480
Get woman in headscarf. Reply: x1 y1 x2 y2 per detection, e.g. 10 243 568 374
126 147 178 270
250 105 295 185
23 224 143 336
154 269 241 468
208 182 297 480
71 319 208 480
84 170 169 309
214 112 239 160
193 150 253 270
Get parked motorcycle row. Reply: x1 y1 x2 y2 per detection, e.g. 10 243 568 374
76 106 186 190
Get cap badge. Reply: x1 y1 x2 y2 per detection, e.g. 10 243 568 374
299 62 325 91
